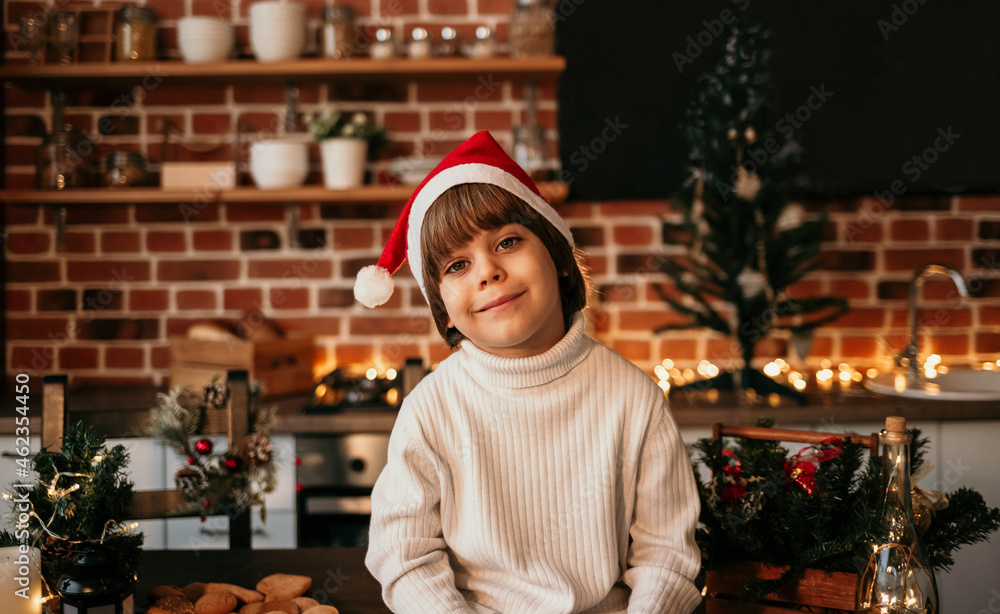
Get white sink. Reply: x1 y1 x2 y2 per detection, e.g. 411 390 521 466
864 369 1000 401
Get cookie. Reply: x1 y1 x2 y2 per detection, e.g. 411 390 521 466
259 599 299 614
153 595 196 614
148 608 174 614
302 606 339 614
292 597 319 611
183 582 207 603
256 574 312 601
239 603 265 614
147 586 186 602
194 592 238 614
206 582 264 604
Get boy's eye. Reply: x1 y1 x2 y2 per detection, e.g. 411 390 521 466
445 260 467 275
498 236 520 250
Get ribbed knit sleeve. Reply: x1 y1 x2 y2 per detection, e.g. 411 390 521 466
365 407 476 613
623 407 702 613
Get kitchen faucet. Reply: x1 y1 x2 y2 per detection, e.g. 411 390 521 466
896 263 969 380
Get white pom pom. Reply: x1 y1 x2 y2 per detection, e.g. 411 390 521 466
354 265 394 307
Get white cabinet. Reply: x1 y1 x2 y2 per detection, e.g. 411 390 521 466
106 437 168 550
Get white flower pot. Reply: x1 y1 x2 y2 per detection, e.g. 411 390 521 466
1 546 42 614
250 138 309 189
320 138 368 189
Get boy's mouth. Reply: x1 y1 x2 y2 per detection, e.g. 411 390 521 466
476 292 525 312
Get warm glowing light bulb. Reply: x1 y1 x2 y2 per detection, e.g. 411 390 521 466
866 368 879 379
793 379 807 391
763 362 781 377
657 379 670 392
654 365 668 380
661 358 675 369
366 367 377 380
386 368 397 380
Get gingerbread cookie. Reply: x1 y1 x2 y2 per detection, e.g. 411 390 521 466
302 606 339 614
147 586 186 601
256 574 312 601
239 603 265 614
183 582 207 603
292 597 319 611
194 591 238 614
152 595 196 614
206 582 264 604
259 599 299 614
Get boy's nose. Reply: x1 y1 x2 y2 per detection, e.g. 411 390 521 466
478 259 504 287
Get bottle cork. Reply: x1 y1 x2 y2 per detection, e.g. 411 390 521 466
883 415 910 444
885 416 906 433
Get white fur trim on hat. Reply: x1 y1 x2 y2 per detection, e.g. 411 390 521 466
354 264 395 308
406 163 574 297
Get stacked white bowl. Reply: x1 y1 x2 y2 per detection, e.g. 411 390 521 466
250 138 310 189
249 1 306 62
177 17 235 63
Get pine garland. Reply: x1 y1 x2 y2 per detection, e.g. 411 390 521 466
148 379 278 521
693 420 1000 597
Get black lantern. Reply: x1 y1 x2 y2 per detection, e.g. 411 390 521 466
56 545 137 614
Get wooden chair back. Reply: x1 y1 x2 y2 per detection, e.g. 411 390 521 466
712 423 880 457
41 370 253 549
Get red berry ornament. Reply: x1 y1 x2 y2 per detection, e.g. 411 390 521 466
195 438 213 455
224 456 241 472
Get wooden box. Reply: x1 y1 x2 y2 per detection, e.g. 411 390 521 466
700 562 857 614
169 336 315 398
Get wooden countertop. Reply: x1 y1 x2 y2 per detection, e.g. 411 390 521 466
4 382 1000 438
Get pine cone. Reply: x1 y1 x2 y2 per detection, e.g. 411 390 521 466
203 380 229 410
239 433 273 466
174 466 208 497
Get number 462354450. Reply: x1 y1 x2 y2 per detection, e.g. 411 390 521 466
14 373 31 459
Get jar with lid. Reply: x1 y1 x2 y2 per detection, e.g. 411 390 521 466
512 125 548 180
408 27 433 59
104 151 148 187
116 5 158 61
510 0 554 58
321 4 356 59
370 27 397 60
35 126 94 190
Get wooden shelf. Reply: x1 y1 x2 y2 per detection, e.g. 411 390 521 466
0 181 569 205
0 56 566 87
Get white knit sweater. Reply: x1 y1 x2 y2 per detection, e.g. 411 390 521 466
365 313 702 613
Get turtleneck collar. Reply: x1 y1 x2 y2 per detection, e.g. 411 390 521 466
457 312 591 389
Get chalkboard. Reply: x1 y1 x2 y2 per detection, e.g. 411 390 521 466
555 0 1000 200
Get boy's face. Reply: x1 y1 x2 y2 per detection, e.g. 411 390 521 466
437 223 565 358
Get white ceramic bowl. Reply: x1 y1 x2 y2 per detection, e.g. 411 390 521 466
178 17 234 63
250 139 309 189
249 2 306 62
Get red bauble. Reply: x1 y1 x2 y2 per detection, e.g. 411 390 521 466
187 456 196 465
224 456 242 472
195 439 213 455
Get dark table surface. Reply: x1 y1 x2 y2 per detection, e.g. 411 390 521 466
135 547 391 613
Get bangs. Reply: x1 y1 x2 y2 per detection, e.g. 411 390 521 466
421 183 539 286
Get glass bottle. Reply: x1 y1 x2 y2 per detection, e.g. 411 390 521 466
855 416 938 614
321 4 356 59
104 151 148 187
35 126 94 190
510 0 554 58
115 5 158 61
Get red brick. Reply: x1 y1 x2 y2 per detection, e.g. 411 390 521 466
63 232 97 253
10 346 54 371
617 253 669 275
384 111 422 132
785 280 823 298
975 332 1000 354
336 344 375 366
152 345 172 369
49 206 129 225
884 249 965 271
381 342 424 364
617 310 691 332
227 205 286 222
6 317 70 340
516 108 558 131
177 290 217 310
957 195 1000 212
193 230 234 251
146 0 185 19
192 113 234 134
599 283 639 304
612 339 651 362
658 338 698 360
147 231 187 252
67 260 151 283
190 0 235 18
429 111 465 131
473 111 513 131
417 81 503 103
928 334 969 356
7 232 50 254
584 254 607 276
60 347 98 369
248 259 333 279
158 260 239 281
106 347 146 369
6 261 61 283
136 202 220 222
130 289 169 311
143 85 228 106
350 316 433 335
840 336 879 359
842 220 883 243
890 219 929 242
478 0 510 14
376 0 418 16
271 287 310 310
572 226 605 247
77 318 159 340
6 289 31 311
981 306 1000 326
271 316 341 335
38 289 77 311
225 288 263 311
821 251 875 272
599 201 670 216
333 226 374 249
428 0 468 14
319 288 358 308
937 218 974 241
915 308 973 329
5 203 40 224
828 279 870 300
831 307 886 328
102 231 142 253
613 224 654 246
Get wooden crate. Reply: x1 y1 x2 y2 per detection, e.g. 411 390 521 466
701 562 857 613
169 336 315 398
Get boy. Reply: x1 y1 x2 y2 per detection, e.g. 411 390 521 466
356 131 700 613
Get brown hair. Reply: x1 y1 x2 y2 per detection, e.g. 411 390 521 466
420 183 590 347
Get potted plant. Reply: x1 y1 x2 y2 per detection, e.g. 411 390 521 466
305 111 388 189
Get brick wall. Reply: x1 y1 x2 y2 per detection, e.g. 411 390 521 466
5 0 1000 388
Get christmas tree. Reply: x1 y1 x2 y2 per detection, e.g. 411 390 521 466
658 17 847 401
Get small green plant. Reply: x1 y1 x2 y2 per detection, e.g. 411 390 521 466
304 110 388 155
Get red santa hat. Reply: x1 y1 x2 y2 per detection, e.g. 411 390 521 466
354 130 574 308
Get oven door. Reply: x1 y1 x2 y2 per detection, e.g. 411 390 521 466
296 433 390 547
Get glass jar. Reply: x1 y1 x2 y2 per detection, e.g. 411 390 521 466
437 26 460 57
321 4 356 59
512 125 547 180
115 5 158 61
35 126 94 190
408 27 433 59
370 27 397 60
466 25 496 59
104 151 147 187
510 0 554 58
